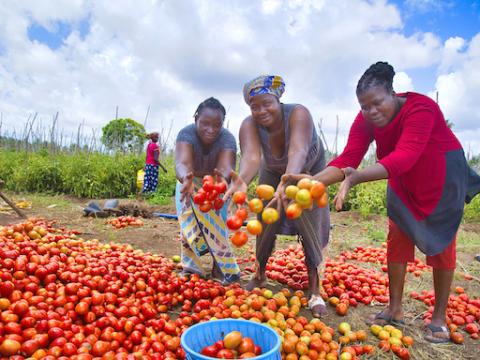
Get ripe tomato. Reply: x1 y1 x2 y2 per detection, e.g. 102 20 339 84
232 191 247 205
226 216 243 230
230 231 248 248
238 337 255 354
295 189 312 207
193 192 206 205
199 201 212 213
217 348 235 358
246 220 263 236
316 193 328 208
213 198 225 211
310 182 326 199
248 198 264 213
286 203 302 219
224 330 242 349
235 208 248 221
239 353 257 358
214 182 227 194
201 345 218 357
255 185 275 200
261 208 279 224
203 175 214 184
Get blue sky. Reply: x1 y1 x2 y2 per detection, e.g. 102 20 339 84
389 0 480 94
394 1 480 41
1 0 480 153
27 17 90 50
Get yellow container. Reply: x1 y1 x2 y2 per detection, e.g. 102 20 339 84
136 169 145 190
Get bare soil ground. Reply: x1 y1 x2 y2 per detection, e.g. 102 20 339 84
1 192 479 359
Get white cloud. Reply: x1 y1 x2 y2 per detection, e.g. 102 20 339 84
393 72 415 92
0 0 479 154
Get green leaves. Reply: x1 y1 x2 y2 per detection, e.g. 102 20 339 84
101 118 146 153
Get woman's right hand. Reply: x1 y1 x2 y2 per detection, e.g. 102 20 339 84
223 170 248 201
180 172 194 202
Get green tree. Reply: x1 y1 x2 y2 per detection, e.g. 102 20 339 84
101 118 146 153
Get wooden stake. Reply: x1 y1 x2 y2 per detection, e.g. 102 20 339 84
0 182 27 219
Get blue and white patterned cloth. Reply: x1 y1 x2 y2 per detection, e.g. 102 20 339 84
142 164 159 193
243 75 285 104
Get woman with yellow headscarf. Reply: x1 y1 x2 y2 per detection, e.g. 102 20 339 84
225 75 330 317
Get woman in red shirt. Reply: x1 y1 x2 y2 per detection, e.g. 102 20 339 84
284 61 480 342
142 132 160 193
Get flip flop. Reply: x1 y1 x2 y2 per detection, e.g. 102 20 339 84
366 310 405 326
424 323 450 344
308 295 327 318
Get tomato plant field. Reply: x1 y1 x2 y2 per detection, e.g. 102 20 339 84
0 192 478 359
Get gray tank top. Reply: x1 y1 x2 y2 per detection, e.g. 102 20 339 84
257 103 322 174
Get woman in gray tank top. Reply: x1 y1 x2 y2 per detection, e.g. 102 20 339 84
225 75 330 317
175 97 241 285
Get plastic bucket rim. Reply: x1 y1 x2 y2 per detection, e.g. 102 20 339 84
180 318 281 360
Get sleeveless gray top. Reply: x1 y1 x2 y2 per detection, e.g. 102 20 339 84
257 103 322 174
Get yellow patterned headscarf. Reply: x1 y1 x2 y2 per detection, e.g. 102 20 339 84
243 75 285 104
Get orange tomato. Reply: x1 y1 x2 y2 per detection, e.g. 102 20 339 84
248 199 264 213
286 203 303 219
310 182 326 199
255 185 275 200
232 191 247 205
246 220 263 236
230 231 248 248
316 193 328 208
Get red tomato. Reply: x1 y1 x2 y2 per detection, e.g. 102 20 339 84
216 349 235 359
214 340 224 350
199 201 213 213
226 216 243 230
215 182 227 194
235 208 248 221
193 192 206 205
238 337 255 354
232 191 247 205
200 345 218 357
203 175 214 184
213 198 225 210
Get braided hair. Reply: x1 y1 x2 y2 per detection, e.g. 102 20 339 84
356 61 395 95
193 97 226 121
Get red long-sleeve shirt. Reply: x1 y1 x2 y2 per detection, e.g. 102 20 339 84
329 92 462 220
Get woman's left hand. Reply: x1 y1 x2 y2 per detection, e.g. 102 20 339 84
333 167 359 211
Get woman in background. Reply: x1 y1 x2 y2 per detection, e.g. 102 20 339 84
142 132 160 194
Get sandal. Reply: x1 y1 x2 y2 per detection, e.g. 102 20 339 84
245 276 268 291
424 323 450 344
366 310 405 326
308 295 327 318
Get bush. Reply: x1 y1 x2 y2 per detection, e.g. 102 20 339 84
327 180 387 217
0 150 146 198
464 196 480 222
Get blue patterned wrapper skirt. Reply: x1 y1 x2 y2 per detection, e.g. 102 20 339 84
142 164 159 193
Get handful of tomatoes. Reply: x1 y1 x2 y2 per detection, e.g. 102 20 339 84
193 175 228 213
200 330 262 358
